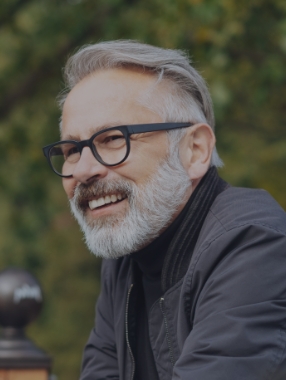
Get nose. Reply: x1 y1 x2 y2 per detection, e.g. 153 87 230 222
72 146 109 184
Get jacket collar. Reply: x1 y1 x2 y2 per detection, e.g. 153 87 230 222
161 167 229 292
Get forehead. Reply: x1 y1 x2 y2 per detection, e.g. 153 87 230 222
61 68 165 139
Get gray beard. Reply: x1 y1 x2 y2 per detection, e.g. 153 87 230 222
69 147 191 259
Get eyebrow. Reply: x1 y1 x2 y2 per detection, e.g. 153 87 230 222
61 123 123 141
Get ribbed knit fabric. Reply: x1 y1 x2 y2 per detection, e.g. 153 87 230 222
162 167 228 292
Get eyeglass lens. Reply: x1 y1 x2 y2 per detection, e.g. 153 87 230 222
49 129 128 176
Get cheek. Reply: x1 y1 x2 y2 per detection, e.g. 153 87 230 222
125 138 169 184
62 178 76 199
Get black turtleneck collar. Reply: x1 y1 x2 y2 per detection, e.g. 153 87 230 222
131 192 190 278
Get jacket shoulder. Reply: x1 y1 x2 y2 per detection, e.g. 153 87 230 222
209 186 286 235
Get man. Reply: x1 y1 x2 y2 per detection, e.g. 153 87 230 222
43 40 286 380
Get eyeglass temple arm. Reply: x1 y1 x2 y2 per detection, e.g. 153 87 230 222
127 122 192 134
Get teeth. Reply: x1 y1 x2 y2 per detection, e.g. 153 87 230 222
89 199 98 209
105 195 111 203
88 194 125 210
97 197 105 207
111 195 117 203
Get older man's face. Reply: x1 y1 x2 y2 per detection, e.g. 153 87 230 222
61 68 192 257
62 69 187 217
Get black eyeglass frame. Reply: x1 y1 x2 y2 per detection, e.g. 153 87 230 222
42 122 193 178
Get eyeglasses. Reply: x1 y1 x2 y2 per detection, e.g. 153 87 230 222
42 122 193 177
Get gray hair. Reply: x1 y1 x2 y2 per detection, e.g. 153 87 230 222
60 40 223 167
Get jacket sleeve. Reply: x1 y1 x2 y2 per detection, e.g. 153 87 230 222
173 223 286 380
80 260 119 380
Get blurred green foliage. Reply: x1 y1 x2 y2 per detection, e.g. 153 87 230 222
0 0 285 379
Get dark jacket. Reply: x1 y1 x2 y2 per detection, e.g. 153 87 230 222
80 186 286 380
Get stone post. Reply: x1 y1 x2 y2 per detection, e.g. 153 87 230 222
0 268 52 380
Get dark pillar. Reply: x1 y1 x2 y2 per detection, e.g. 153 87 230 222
0 268 51 380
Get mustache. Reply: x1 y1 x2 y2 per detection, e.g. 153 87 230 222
72 179 134 209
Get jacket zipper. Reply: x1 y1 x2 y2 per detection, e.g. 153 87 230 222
125 283 135 380
160 297 175 367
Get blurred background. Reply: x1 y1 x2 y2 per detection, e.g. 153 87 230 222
0 0 285 379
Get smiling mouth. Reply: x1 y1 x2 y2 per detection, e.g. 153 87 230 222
88 193 126 210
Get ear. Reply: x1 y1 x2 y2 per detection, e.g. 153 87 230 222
180 123 216 182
